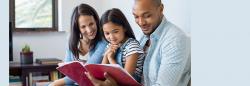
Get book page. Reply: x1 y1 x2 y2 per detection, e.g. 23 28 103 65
56 61 93 86
85 64 141 86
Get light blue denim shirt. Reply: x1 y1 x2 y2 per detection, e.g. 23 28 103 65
63 39 107 85
64 39 107 63
140 16 191 86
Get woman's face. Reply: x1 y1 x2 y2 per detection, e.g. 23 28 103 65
78 15 97 40
103 22 126 45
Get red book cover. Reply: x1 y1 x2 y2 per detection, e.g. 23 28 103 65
56 61 141 86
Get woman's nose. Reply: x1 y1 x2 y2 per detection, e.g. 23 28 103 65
86 27 93 33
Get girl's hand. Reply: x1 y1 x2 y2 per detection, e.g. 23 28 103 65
104 44 120 63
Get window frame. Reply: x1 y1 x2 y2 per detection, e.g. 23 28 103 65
10 0 58 32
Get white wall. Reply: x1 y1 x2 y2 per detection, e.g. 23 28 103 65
58 0 102 32
163 0 190 35
99 0 143 40
13 32 67 62
99 0 190 38
13 0 190 62
12 0 103 62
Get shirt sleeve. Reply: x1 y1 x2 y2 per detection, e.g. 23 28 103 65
86 40 107 64
153 34 190 86
64 48 75 62
124 39 144 57
63 76 76 85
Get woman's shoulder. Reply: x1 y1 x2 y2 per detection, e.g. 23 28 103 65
96 39 108 46
90 38 107 53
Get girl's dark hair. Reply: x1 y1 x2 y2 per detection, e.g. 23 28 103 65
100 8 135 42
69 3 101 60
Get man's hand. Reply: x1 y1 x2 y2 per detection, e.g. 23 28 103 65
85 72 118 86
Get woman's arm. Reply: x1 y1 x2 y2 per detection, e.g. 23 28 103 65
48 78 65 86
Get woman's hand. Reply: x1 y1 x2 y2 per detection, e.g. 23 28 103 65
85 72 118 86
57 62 65 67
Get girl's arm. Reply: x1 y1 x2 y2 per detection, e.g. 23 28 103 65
101 54 109 64
107 55 117 64
124 53 139 75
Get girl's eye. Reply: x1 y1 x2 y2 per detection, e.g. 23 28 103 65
105 32 109 35
111 29 119 33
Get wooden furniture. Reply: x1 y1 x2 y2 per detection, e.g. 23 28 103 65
9 62 60 86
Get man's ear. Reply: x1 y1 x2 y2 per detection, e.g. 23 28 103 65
160 4 164 13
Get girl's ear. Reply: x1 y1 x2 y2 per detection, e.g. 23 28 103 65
123 27 127 32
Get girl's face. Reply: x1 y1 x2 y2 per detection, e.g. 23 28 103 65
103 22 127 45
78 15 97 40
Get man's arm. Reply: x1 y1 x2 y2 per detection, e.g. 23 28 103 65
153 35 190 86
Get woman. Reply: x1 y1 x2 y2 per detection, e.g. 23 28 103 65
49 3 107 86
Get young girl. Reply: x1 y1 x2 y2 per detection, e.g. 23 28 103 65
100 8 144 83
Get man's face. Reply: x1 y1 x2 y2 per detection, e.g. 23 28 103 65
133 0 163 36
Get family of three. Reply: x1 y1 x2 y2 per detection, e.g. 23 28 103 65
50 0 190 86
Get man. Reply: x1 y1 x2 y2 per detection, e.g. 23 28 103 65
86 0 191 86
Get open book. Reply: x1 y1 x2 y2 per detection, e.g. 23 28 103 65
56 61 141 86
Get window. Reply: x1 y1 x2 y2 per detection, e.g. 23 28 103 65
10 0 58 32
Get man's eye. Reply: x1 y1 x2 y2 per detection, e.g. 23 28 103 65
144 15 151 18
134 15 139 19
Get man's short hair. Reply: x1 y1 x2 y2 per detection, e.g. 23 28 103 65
135 0 162 7
153 0 162 6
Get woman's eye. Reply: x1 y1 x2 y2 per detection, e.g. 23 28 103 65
89 23 94 26
81 26 86 29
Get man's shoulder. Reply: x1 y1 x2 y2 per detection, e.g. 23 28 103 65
162 22 188 40
160 22 190 48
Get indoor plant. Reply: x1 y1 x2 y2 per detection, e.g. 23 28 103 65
20 44 33 64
